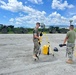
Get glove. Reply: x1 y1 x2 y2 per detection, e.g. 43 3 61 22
59 44 66 47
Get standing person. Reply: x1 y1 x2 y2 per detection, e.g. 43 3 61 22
63 25 76 64
33 22 40 60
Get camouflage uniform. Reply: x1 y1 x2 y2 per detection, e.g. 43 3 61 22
33 28 39 55
66 43 75 60
66 30 76 60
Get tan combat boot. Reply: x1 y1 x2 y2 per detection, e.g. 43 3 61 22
66 59 73 64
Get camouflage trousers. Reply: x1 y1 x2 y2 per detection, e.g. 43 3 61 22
66 43 75 60
33 39 40 55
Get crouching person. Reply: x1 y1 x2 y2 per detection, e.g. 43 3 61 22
63 25 76 64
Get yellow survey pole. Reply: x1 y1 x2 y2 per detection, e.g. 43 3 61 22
43 32 54 56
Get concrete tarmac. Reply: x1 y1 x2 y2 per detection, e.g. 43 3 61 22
0 34 76 75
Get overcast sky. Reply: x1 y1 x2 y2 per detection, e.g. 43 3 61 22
0 0 76 27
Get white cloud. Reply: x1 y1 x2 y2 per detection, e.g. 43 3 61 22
49 12 61 18
52 0 74 10
0 0 44 14
28 0 43 4
19 13 24 17
9 18 14 22
15 21 22 25
0 0 45 26
0 0 76 27
9 18 15 25
71 16 76 25
10 11 70 26
47 11 68 25
46 11 76 26
72 16 76 20
13 11 46 25
0 0 24 12
8 10 76 27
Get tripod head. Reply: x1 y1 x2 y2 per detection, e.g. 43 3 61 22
40 23 45 32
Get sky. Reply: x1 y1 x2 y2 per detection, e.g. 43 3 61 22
0 0 76 28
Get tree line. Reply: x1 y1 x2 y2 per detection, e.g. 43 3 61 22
0 24 69 34
0 24 28 34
